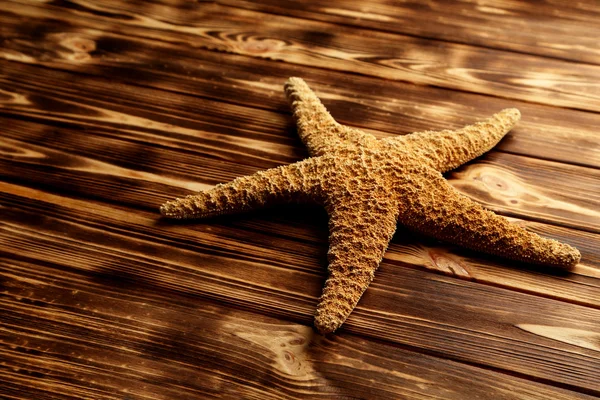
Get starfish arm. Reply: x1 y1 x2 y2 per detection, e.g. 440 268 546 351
160 159 323 219
398 171 581 268
388 109 521 172
285 77 375 156
315 197 399 334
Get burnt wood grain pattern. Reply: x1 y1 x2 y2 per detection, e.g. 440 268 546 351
2 30 600 169
1 0 600 398
4 1 600 112
219 0 600 65
3 182 600 395
1 125 600 302
2 256 596 400
1 61 598 233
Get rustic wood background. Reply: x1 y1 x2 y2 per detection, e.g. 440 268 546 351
1 1 600 399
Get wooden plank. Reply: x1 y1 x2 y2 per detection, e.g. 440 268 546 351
1 65 599 232
2 33 599 169
1 260 594 400
3 1 600 112
5 118 598 234
3 179 599 295
449 152 600 233
218 0 600 64
2 182 600 395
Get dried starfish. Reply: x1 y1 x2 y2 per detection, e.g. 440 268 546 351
161 78 581 334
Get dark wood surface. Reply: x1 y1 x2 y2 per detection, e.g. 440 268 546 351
1 1 599 399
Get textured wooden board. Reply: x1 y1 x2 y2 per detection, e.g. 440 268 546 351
3 1 600 112
2 33 599 168
3 182 600 395
1 63 598 233
2 258 595 400
219 0 600 64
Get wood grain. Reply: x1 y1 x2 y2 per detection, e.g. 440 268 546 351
2 259 595 400
2 182 600 396
2 31 599 168
3 176 599 307
3 1 600 112
219 0 600 64
1 62 598 233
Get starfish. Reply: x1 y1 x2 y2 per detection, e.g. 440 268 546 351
160 78 581 334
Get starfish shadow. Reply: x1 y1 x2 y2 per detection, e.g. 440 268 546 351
389 227 574 279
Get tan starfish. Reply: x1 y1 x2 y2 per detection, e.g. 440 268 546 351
160 77 581 334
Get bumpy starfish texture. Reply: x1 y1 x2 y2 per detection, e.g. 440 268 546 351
160 78 581 334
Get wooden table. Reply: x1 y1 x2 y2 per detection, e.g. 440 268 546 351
2 1 600 399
